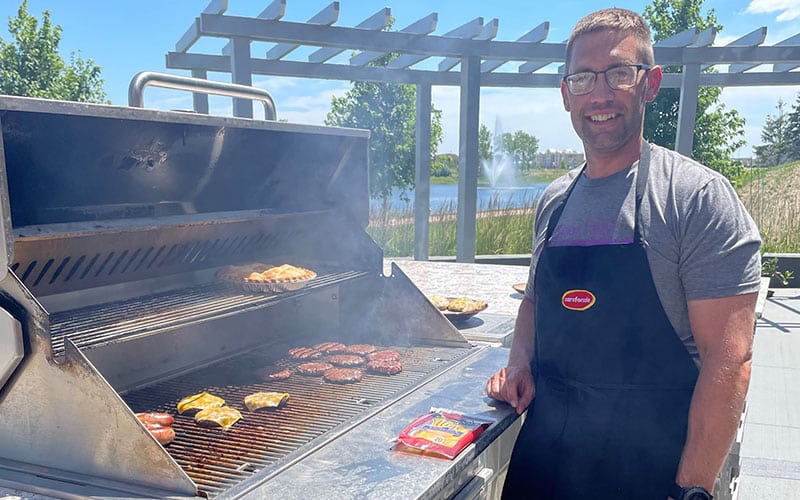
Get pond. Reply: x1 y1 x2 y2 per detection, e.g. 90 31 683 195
372 183 549 214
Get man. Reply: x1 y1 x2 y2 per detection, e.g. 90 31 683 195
486 8 761 500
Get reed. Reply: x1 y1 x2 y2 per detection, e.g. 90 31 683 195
368 192 539 257
369 162 800 258
738 163 800 253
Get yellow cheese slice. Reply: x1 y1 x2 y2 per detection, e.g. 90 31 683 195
176 391 225 414
194 406 242 430
244 392 290 411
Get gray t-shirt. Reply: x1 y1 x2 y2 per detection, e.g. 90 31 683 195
525 143 762 360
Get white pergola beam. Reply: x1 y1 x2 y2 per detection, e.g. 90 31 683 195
309 7 391 63
733 32 800 72
350 13 438 66
703 26 766 70
175 0 228 53
266 1 340 60
655 27 700 47
439 18 500 71
389 17 484 70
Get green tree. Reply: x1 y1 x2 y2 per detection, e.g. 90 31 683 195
753 99 795 167
325 52 443 201
786 92 800 161
502 130 540 173
478 123 493 163
0 1 106 102
643 0 746 177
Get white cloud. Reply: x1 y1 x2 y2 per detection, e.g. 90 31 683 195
745 0 800 21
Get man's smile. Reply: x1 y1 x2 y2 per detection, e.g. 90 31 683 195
588 113 619 122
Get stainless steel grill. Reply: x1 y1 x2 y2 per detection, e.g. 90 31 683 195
0 95 516 500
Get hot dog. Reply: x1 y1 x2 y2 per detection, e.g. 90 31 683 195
145 423 176 446
136 412 175 427
136 412 176 446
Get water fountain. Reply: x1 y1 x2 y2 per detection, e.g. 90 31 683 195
482 117 515 187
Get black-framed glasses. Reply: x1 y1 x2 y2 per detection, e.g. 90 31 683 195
563 64 651 95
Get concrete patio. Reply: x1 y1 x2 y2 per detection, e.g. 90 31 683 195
737 287 800 498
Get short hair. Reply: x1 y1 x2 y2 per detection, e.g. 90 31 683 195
565 8 655 70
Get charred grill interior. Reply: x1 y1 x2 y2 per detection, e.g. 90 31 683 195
0 96 494 499
123 344 473 498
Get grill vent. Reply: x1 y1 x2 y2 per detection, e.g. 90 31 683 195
11 233 283 294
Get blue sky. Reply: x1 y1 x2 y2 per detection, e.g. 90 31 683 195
1 0 799 157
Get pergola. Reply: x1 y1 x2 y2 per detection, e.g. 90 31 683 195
164 0 800 262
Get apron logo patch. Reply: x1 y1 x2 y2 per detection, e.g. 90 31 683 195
562 290 596 311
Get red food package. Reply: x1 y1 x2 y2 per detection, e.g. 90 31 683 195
395 409 494 459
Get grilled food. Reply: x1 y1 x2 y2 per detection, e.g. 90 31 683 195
428 295 451 310
367 359 404 375
145 424 176 446
313 341 347 354
288 346 322 360
195 406 242 430
323 368 363 384
244 392 290 411
296 362 334 376
177 391 225 415
266 368 293 380
366 349 401 363
216 263 271 281
343 344 377 356
327 354 366 367
136 412 175 427
136 412 176 446
446 297 487 313
245 264 316 283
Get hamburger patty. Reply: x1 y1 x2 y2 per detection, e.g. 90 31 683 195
296 362 334 376
288 347 322 360
344 344 377 356
366 349 401 363
266 368 293 380
323 368 363 384
312 342 347 354
366 359 403 375
327 354 366 367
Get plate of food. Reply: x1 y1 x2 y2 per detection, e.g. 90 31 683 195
217 263 317 293
428 295 489 322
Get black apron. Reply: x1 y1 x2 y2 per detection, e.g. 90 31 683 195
502 145 699 499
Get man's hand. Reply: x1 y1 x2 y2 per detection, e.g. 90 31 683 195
486 365 536 415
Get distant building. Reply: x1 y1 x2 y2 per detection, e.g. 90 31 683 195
537 148 585 169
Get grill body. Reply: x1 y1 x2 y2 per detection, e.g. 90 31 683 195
0 96 516 499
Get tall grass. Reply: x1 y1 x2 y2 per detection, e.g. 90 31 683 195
369 162 800 258
738 162 800 253
367 192 538 257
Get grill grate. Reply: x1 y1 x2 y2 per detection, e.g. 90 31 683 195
122 344 472 498
48 270 368 356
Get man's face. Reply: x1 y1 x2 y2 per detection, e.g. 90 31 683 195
560 31 661 156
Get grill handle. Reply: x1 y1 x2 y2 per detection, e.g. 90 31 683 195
128 71 277 120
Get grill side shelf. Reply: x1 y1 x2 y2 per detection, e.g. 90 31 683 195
48 270 369 357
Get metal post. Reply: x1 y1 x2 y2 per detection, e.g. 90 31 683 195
190 69 210 114
414 83 432 261
229 37 254 118
675 63 701 157
456 55 480 263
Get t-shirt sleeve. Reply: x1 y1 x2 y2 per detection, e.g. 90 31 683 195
678 176 762 301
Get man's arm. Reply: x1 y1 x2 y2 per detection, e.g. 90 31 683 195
675 292 757 491
486 296 537 414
